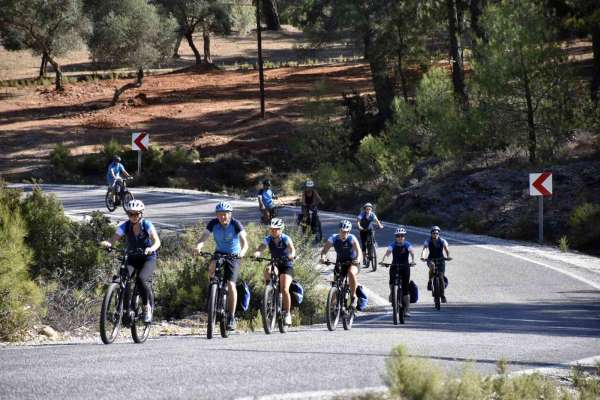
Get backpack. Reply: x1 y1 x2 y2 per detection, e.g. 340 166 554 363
290 280 304 305
356 285 368 311
409 280 419 304
236 281 251 312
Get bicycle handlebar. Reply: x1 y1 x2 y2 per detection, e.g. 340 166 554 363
421 257 452 262
379 262 416 267
255 256 295 263
198 251 240 260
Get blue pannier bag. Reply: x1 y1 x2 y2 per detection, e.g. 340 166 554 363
356 285 368 311
409 280 419 304
237 281 251 311
444 276 448 289
290 280 304 305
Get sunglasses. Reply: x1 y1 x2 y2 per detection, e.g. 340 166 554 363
395 234 406 237
127 212 141 217
432 232 440 235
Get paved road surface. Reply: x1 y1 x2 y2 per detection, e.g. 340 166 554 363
2 184 599 399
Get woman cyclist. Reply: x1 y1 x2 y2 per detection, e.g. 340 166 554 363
381 226 415 317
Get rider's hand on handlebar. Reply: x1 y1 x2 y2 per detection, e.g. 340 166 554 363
195 243 204 254
420 257 427 262
100 241 112 249
446 257 453 261
352 259 360 266
144 248 153 256
288 255 296 261
253 251 261 259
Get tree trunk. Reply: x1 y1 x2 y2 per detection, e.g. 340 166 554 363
46 54 63 91
397 31 409 103
111 68 144 106
523 70 536 163
173 33 183 58
262 0 281 31
203 31 212 64
469 0 487 42
39 51 48 78
447 0 469 110
591 27 600 104
364 32 395 121
185 30 202 65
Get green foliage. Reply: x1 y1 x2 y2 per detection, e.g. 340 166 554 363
568 203 600 252
402 211 444 228
559 236 569 253
231 0 254 35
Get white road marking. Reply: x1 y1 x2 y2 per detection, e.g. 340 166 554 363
235 385 388 400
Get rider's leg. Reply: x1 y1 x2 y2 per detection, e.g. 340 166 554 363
427 261 434 290
438 260 446 301
208 260 217 280
138 258 157 322
279 273 292 314
227 280 238 315
359 230 368 252
224 258 241 316
400 264 411 315
348 265 358 298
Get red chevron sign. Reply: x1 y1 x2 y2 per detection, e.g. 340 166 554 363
529 172 552 197
132 132 149 151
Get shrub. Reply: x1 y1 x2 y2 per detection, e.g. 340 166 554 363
402 211 445 228
568 203 600 253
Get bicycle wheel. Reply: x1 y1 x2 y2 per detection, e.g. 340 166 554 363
326 286 341 331
392 284 399 325
370 242 377 272
100 283 122 344
277 291 287 334
314 216 323 243
261 284 276 334
122 191 134 212
398 286 405 325
131 288 152 344
219 289 229 338
342 287 354 330
433 275 441 310
105 191 116 212
206 283 217 339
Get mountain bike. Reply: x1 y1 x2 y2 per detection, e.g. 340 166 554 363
256 256 291 334
299 205 323 242
322 260 355 331
99 247 153 344
105 177 134 212
423 257 451 310
380 262 416 325
199 252 238 339
363 229 378 271
260 204 282 225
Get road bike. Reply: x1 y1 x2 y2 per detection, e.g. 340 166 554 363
99 247 153 344
322 260 355 331
105 177 134 212
298 205 323 242
423 257 451 310
362 229 378 271
256 256 291 334
380 262 416 325
199 252 239 339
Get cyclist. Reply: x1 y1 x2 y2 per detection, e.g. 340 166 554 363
257 179 277 224
299 179 323 226
420 225 451 303
106 155 131 202
253 218 296 325
319 220 363 308
100 200 160 323
196 201 248 331
356 202 384 266
381 226 415 317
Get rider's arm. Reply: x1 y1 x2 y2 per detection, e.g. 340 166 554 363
119 163 130 178
443 240 450 259
238 230 249 257
320 241 333 261
301 191 307 206
314 190 324 206
356 215 364 231
382 246 392 261
146 228 161 254
254 242 267 258
409 246 415 263
420 241 428 260
286 237 296 260
101 223 125 248
195 229 211 252
257 195 265 209
351 235 363 263
374 215 384 229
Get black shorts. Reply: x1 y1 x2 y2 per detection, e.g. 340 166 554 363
212 252 241 283
276 261 294 277
389 264 410 293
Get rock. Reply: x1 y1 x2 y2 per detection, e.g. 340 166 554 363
40 326 59 340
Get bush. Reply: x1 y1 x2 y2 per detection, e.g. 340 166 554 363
568 203 600 253
402 211 445 228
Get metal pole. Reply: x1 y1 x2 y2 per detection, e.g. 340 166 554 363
538 196 543 244
137 151 141 175
256 0 265 118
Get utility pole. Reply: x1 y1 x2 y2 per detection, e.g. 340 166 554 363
255 0 265 118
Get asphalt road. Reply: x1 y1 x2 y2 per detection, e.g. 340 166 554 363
2 184 600 400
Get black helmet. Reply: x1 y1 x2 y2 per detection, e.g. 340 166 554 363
113 155 121 162
262 179 271 186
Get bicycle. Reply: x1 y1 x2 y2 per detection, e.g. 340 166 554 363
422 257 451 310
362 229 379 271
199 252 239 339
380 262 416 325
256 256 292 334
99 247 153 344
105 176 134 212
322 260 355 331
260 204 281 225
298 205 323 242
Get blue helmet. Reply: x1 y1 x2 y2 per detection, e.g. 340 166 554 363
215 201 233 212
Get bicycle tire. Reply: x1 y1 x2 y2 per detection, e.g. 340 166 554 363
261 284 276 334
131 288 152 344
433 276 441 310
398 285 405 324
105 192 116 212
370 242 377 272
219 290 229 338
122 191 134 212
206 283 217 339
100 282 121 344
342 287 354 330
277 291 287 334
326 286 340 331
392 284 399 325
315 217 323 242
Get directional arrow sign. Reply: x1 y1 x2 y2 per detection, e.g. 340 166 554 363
132 132 149 151
529 172 552 197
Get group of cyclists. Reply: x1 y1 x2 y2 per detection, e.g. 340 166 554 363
101 156 452 333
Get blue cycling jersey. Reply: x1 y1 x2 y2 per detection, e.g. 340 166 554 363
258 188 274 208
387 241 413 265
107 162 126 185
357 211 376 229
206 218 244 254
116 219 158 259
263 234 291 259
424 238 448 259
328 233 357 262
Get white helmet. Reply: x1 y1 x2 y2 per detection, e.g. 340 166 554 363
363 202 373 209
431 225 441 234
339 220 352 232
395 226 407 236
270 218 284 230
127 199 145 213
305 179 314 188
215 201 233 212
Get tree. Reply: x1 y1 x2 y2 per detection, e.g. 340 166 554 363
446 0 469 110
87 0 178 105
262 0 281 30
0 0 88 91
475 0 574 163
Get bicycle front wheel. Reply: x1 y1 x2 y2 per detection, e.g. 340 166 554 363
326 286 340 331
370 243 377 272
398 285 405 325
219 289 229 338
392 284 399 325
131 288 152 344
262 284 276 334
100 282 122 344
105 192 116 212
277 291 287 334
122 191 134 211
433 276 441 310
342 288 354 330
207 283 217 339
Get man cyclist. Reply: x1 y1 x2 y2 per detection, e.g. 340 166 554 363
320 220 363 308
299 179 323 227
106 155 131 203
420 225 451 303
356 202 384 266
101 200 160 323
257 179 277 224
196 201 249 331
381 226 415 317
253 218 296 325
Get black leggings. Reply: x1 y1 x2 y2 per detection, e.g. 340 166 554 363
359 229 373 251
389 264 410 294
127 257 156 306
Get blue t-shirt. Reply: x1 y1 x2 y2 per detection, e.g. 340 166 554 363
258 188 274 208
328 233 358 262
357 211 376 230
263 234 291 259
206 218 244 254
387 241 413 265
424 238 448 259
116 219 158 259
107 162 126 185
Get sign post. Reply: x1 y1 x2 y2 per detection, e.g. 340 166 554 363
131 132 149 175
529 172 552 244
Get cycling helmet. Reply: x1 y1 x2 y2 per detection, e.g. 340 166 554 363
395 226 407 236
215 201 233 212
431 225 441 234
270 218 284 230
305 179 314 188
113 155 121 162
127 199 145 213
363 202 373 209
262 179 271 187
339 219 352 232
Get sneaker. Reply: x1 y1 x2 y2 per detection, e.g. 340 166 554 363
143 304 152 323
284 312 292 325
351 296 358 309
226 314 236 331
441 296 447 303
404 310 411 318
427 280 432 291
